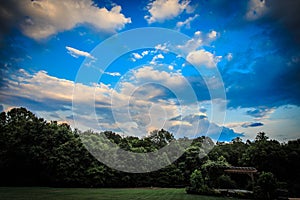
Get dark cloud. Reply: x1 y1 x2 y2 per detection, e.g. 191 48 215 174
0 1 22 35
0 104 3 112
169 115 182 121
264 0 300 41
246 108 273 118
224 49 300 109
0 94 71 112
242 122 264 128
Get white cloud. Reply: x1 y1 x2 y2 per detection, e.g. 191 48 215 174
2 0 131 40
142 51 149 56
104 72 121 76
131 66 184 88
66 46 95 59
177 30 218 53
176 14 198 29
168 65 174 70
207 30 217 39
155 43 168 52
186 50 221 68
131 51 151 62
150 54 165 65
226 53 233 61
145 0 190 23
132 53 143 59
2 67 218 137
246 0 269 20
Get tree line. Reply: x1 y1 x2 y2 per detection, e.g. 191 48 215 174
0 107 299 198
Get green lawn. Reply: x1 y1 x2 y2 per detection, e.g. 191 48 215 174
0 187 234 200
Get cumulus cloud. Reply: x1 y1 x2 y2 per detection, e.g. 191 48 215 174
177 30 218 53
0 0 131 40
155 43 169 52
131 52 150 62
177 31 203 52
168 113 243 141
186 50 221 68
176 14 199 29
145 0 190 23
132 53 143 60
142 51 149 56
207 30 217 39
0 67 236 139
150 54 165 65
0 67 196 136
66 46 95 59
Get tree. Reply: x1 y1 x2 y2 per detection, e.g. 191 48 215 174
254 172 278 199
255 132 269 142
148 129 174 149
201 156 229 188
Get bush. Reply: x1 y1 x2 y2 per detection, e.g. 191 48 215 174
216 175 236 189
186 169 222 196
254 172 278 199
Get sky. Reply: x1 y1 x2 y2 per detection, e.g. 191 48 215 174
0 0 300 142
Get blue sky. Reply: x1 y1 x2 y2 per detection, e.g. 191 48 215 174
0 0 300 142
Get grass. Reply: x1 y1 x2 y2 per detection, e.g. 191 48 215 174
0 187 235 200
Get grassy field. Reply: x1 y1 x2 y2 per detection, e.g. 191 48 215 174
0 187 234 200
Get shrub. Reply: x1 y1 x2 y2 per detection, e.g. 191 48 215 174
254 172 278 199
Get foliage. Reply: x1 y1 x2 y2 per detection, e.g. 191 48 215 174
215 175 236 189
253 172 278 199
186 169 214 195
0 107 299 197
201 156 229 188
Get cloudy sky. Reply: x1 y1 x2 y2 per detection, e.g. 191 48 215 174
0 0 300 142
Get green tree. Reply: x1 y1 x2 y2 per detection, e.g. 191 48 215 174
254 172 278 200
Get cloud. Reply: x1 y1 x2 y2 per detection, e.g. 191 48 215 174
0 67 198 136
150 54 165 65
132 53 143 60
145 0 190 24
246 107 274 119
168 113 243 141
66 46 95 59
104 72 121 77
207 30 217 39
186 50 221 68
241 122 264 128
177 31 203 52
142 51 149 56
177 30 218 53
226 53 233 61
246 0 269 20
176 14 199 29
224 51 300 109
0 0 131 40
131 51 150 62
155 43 169 52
